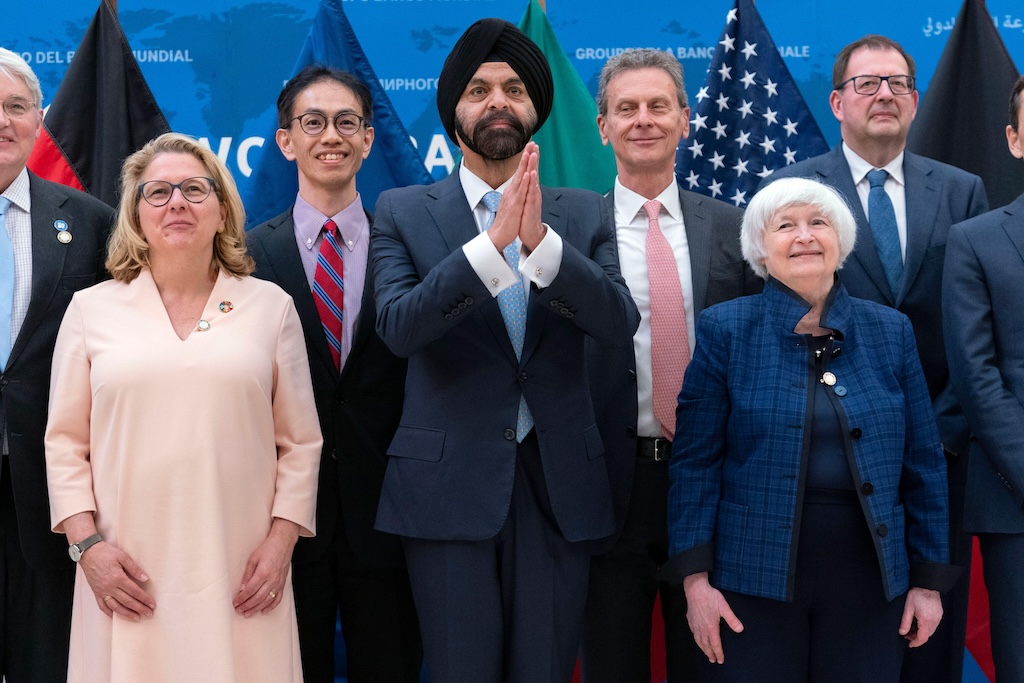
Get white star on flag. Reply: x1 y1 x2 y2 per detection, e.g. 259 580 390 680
676 0 829 206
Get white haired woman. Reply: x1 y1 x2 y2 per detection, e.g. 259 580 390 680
663 177 957 681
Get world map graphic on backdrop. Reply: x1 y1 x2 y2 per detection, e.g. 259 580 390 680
4 0 1024 199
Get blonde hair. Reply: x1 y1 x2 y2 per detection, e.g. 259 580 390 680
106 133 253 283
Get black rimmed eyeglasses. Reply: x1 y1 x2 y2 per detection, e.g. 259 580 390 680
836 75 916 96
138 177 217 207
285 111 367 137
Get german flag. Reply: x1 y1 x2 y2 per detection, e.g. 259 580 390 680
27 0 169 207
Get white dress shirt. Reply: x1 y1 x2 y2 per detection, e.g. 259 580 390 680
613 178 694 440
843 143 908 260
459 164 563 298
1 168 34 349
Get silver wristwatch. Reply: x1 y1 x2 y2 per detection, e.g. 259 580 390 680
68 533 102 562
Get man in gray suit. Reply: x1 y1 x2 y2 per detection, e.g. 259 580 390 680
0 48 113 682
765 35 987 683
944 75 1024 683
581 49 760 683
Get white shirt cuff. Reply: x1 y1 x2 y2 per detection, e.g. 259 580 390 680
521 224 561 288
463 231 520 297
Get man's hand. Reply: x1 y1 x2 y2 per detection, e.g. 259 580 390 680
486 145 531 252
517 142 546 253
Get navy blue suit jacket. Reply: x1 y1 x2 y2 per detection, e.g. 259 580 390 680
0 173 112 570
371 170 640 543
248 208 408 567
944 194 1024 534
587 185 762 532
766 145 988 454
666 280 953 601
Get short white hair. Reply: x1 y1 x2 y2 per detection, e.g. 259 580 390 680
742 177 857 280
0 48 43 109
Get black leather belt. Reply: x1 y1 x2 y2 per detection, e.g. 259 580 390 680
637 437 671 462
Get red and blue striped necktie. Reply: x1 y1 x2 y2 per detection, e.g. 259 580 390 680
313 218 344 370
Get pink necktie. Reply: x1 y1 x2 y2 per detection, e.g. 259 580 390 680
313 219 344 370
645 199 690 440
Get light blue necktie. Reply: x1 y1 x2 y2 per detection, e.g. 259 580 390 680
484 191 534 441
866 169 904 298
0 197 13 371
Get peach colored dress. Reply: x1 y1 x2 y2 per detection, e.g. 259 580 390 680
45 271 321 683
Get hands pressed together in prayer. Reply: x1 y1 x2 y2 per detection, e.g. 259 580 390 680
487 142 546 255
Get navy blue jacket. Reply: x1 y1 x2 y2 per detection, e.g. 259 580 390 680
666 279 955 601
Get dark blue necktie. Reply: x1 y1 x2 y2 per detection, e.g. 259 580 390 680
866 169 903 297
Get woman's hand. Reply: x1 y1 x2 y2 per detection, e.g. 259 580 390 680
900 587 943 647
683 572 744 664
233 518 300 617
62 512 154 622
80 543 156 621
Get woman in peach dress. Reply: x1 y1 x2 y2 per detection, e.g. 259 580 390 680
45 133 321 682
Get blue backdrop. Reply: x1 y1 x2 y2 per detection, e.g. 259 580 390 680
3 2 1015 680
5 0 1024 201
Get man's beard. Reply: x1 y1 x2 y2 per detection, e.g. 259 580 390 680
459 110 534 161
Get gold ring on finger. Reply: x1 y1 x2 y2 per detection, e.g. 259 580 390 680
103 595 112 602
268 590 276 600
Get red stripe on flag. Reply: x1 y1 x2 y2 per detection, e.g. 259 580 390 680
966 537 995 681
27 128 85 192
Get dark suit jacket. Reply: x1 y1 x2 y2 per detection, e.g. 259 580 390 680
1 172 113 570
668 280 954 601
587 184 762 531
248 208 407 567
766 145 988 452
371 170 640 543
943 194 1024 534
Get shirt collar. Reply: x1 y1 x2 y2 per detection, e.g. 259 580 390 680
613 177 681 224
842 142 905 188
292 192 368 252
459 163 513 211
1 168 31 213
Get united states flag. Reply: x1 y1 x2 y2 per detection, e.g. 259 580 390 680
676 0 828 207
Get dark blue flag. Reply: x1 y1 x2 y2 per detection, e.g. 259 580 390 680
244 0 432 228
676 0 828 207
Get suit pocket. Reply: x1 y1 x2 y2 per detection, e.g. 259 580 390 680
583 423 605 461
60 273 98 291
387 425 445 462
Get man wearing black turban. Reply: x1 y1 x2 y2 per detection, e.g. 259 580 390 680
370 18 640 683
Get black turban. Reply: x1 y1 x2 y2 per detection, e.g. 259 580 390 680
436 18 554 146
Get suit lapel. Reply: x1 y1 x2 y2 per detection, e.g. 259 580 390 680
428 170 519 367
258 212 337 377
520 187 564 364
900 152 940 306
680 186 711 314
9 177 70 366
823 147 893 302
1000 195 1024 265
340 212 377 382
425 172 480 253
